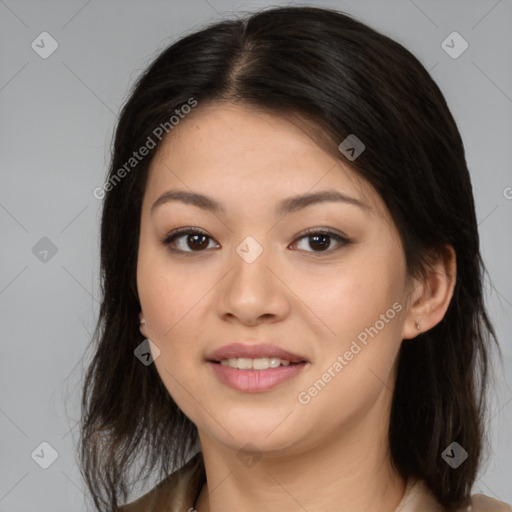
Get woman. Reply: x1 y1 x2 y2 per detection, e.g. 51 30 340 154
78 6 511 512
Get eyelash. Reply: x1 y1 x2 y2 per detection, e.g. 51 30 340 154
161 227 351 255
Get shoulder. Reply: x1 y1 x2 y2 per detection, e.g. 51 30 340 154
119 452 205 512
465 493 512 512
397 478 511 512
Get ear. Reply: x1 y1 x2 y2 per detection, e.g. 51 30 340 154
402 244 457 340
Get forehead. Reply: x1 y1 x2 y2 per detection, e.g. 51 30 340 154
144 103 388 221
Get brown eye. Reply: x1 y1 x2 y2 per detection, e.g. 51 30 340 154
306 233 331 251
291 229 350 253
184 233 210 251
162 228 218 253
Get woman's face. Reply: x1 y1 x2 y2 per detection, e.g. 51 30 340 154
137 103 417 456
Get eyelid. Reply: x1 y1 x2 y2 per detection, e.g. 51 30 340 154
293 227 349 242
161 226 209 243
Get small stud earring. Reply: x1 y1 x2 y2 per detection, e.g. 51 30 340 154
140 318 146 325
415 321 421 332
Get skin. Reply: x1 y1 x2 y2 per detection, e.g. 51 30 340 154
137 103 456 512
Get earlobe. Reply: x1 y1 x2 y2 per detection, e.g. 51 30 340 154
402 317 423 341
139 311 147 334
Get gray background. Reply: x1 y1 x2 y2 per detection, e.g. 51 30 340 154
1 0 511 510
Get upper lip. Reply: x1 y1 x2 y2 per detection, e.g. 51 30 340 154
207 343 308 364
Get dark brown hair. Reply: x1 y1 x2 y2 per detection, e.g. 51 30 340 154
78 6 499 511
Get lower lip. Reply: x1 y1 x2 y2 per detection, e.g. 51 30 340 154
208 361 307 392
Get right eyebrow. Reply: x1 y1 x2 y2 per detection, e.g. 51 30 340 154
151 190 226 215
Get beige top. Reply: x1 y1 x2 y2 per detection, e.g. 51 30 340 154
120 452 511 512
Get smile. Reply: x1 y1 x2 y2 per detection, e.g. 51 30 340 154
218 357 297 370
208 360 308 392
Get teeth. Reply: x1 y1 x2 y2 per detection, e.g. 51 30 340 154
219 357 292 370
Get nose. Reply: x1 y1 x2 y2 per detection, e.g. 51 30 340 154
215 239 291 326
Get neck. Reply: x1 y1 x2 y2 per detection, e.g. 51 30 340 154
195 403 406 512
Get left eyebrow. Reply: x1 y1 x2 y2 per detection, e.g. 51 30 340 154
150 189 370 216
275 190 370 216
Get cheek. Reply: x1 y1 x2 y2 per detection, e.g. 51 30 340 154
297 258 403 350
137 252 221 387
137 251 206 339
137 256 212 413
293 255 406 416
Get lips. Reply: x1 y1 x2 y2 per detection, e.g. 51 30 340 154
207 342 307 364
